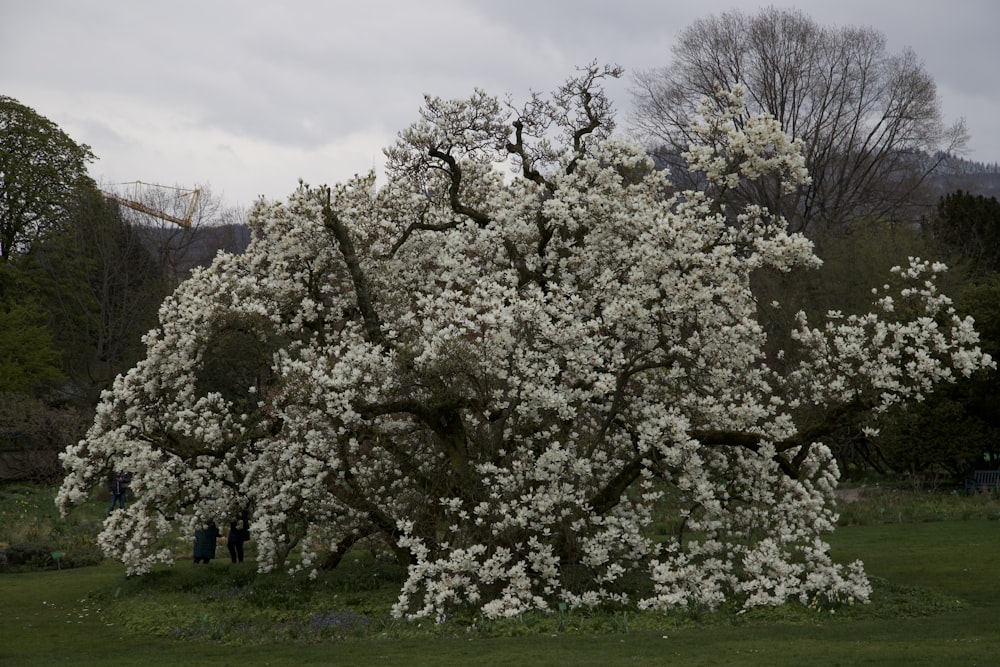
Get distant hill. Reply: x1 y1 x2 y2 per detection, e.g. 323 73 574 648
926 171 1000 200
925 154 1000 199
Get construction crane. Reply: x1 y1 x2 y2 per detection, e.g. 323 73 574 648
104 181 201 228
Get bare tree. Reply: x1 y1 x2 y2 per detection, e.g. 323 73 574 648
631 7 968 234
109 183 247 285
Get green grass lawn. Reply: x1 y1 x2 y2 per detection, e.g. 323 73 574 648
2 517 999 666
4 482 1000 665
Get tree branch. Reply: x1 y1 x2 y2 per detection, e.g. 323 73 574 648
320 192 385 347
505 119 553 190
389 203 460 256
427 147 490 226
589 397 874 515
356 396 477 495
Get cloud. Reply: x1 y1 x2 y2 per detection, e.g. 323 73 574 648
3 0 998 207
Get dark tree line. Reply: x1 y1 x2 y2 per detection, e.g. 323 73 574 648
0 96 246 481
931 190 1000 277
881 190 1000 477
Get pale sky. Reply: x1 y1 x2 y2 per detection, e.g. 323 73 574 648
3 0 998 209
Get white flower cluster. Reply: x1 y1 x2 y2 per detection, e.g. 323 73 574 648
787 257 993 411
57 82 991 621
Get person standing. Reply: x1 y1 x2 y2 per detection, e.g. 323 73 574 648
193 521 221 564
227 510 251 563
107 471 130 514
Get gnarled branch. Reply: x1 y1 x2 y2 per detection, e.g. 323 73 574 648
321 192 385 347
590 398 874 515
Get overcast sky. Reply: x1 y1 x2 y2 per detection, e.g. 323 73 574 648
3 0 999 209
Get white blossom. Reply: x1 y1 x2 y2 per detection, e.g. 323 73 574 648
57 75 991 619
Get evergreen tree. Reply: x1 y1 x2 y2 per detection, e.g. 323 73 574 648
932 189 1000 277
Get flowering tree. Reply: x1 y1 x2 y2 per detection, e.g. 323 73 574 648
58 65 992 620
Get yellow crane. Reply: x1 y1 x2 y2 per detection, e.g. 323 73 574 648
104 181 201 228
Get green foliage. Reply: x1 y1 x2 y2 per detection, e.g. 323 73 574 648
905 197 1000 475
756 217 951 329
0 112 163 481
876 390 999 475
4 482 1000 664
931 189 1000 276
0 262 64 394
956 279 1000 445
0 302 63 393
195 313 283 415
24 189 167 404
753 218 964 474
0 98 166 409
0 95 96 259
875 277 1000 474
0 393 90 482
0 483 104 570
835 482 1000 526
962 277 1000 358
754 218 942 368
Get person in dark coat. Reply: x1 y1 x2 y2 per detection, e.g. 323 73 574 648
107 471 131 514
193 522 221 564
227 510 251 563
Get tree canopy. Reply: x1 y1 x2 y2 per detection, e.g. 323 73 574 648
25 189 167 405
0 96 96 259
58 67 992 620
630 7 967 234
931 189 1000 277
0 300 63 394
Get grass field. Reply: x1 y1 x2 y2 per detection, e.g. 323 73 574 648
2 483 999 666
